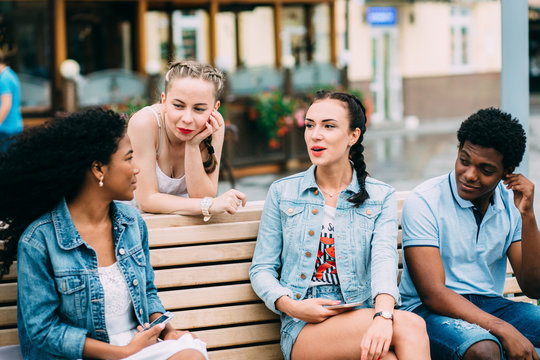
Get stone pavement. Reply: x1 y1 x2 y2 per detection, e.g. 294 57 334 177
219 115 540 217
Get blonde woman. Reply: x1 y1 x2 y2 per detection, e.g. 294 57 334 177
128 60 245 217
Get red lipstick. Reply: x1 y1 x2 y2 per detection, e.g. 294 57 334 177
311 146 326 157
178 128 193 134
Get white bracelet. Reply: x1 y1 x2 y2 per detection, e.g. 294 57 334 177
201 197 213 222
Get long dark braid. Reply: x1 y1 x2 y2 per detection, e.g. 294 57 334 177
313 90 369 207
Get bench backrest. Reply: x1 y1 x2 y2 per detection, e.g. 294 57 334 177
0 192 535 359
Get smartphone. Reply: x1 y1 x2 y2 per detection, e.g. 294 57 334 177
140 311 175 331
323 301 364 310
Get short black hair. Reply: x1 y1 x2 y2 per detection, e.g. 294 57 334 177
457 107 526 169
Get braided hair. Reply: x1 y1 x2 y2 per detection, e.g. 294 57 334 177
0 108 127 278
312 90 369 206
164 60 224 174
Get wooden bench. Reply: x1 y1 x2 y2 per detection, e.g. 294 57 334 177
0 192 537 359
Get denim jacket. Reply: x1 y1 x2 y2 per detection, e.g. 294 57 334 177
249 165 400 315
17 199 165 359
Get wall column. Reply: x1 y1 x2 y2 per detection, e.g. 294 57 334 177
274 1 283 68
501 0 529 174
136 0 148 73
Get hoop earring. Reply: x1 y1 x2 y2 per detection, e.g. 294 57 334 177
99 175 104 187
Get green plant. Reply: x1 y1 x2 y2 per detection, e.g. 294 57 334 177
249 90 296 148
108 97 148 118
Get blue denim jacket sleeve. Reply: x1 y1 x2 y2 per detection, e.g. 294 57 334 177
370 189 401 305
249 183 294 315
17 231 88 359
137 215 166 316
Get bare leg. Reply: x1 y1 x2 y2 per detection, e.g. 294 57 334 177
167 349 206 360
291 309 429 360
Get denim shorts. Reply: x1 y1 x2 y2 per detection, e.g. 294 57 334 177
280 284 370 360
412 294 540 360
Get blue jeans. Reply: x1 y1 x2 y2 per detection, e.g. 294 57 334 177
280 285 370 360
0 131 16 152
413 295 540 360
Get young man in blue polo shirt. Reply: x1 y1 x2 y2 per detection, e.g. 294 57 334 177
399 108 540 360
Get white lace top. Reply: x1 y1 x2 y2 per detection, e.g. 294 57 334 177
98 262 139 346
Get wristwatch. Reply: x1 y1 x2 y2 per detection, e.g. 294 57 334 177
201 197 213 222
373 311 394 321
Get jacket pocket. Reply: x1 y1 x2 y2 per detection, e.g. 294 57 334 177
55 275 87 321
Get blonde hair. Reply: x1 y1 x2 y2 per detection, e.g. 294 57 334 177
165 60 224 100
164 60 224 174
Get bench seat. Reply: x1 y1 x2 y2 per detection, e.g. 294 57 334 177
0 193 537 358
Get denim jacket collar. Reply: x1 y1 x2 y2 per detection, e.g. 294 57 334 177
52 199 135 250
300 164 361 197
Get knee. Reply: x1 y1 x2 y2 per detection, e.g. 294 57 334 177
168 349 207 360
393 311 428 343
463 340 501 360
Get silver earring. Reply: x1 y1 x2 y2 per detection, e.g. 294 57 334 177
99 176 104 187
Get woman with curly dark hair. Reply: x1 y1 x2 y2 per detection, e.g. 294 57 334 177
0 109 207 360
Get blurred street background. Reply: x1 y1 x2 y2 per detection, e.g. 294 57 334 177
1 0 538 212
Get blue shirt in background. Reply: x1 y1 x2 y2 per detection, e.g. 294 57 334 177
0 66 23 135
398 171 522 311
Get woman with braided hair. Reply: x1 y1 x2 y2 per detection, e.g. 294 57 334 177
249 91 430 360
127 60 245 217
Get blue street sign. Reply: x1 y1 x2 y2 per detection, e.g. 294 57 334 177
366 7 397 26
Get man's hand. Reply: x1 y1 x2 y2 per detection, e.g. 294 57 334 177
495 321 539 360
504 174 535 215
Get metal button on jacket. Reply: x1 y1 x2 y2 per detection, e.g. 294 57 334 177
132 279 139 286
312 209 318 215
118 248 125 255
309 230 315 236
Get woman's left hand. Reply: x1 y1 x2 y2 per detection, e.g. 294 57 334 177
360 317 393 360
188 109 224 146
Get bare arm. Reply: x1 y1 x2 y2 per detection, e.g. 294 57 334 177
405 246 538 359
184 109 225 198
0 93 12 125
505 174 540 297
128 107 245 215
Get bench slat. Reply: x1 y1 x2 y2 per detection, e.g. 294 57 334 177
0 329 18 347
171 303 278 329
149 221 259 247
0 305 16 326
0 283 16 303
194 323 281 349
158 284 259 309
143 201 265 228
150 242 255 267
154 263 250 288
0 263 17 282
209 344 283 360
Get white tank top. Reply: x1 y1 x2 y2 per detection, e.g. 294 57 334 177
122 106 188 208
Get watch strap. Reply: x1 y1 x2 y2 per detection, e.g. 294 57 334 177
201 197 213 222
373 311 394 321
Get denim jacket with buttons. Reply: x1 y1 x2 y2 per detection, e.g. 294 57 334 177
17 199 165 359
249 165 400 315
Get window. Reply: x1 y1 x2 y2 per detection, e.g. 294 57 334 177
450 6 471 71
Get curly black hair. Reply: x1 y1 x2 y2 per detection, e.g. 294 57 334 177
0 108 127 278
457 107 526 169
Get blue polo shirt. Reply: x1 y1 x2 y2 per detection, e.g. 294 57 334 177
0 66 23 135
398 171 522 311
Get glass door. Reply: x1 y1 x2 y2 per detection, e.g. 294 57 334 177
369 27 402 124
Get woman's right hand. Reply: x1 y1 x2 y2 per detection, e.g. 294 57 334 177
277 296 347 323
209 189 247 215
124 323 165 356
